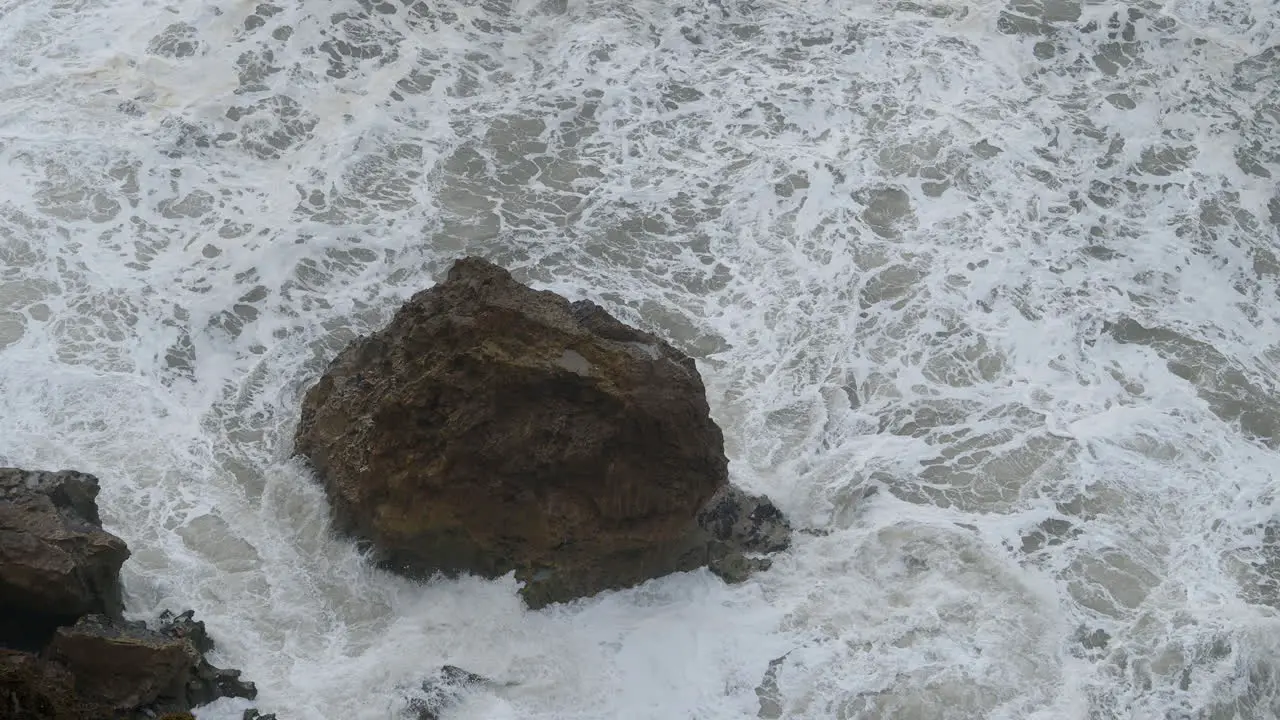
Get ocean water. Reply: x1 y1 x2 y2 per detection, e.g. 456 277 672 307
1 0 1278 717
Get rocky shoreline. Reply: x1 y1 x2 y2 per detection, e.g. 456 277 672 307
0 468 271 720
3 257 794 718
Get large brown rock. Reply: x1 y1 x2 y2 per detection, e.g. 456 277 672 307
0 469 130 649
45 615 197 712
296 257 784 606
42 612 259 716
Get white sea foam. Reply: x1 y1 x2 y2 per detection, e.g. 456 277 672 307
1 0 1277 717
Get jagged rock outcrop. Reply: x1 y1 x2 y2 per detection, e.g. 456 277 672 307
43 613 257 714
699 484 792 555
46 614 198 712
155 610 258 709
0 469 130 650
0 468 263 719
2 612 256 720
296 256 791 606
699 484 792 582
754 654 789 719
406 665 505 720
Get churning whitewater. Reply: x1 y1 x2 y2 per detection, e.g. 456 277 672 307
1 0 1278 717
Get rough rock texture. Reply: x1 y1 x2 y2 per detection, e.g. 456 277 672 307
157 610 213 655
27 609 257 719
0 648 86 720
184 662 256 709
46 614 197 712
156 610 257 709
407 665 501 720
698 485 792 555
0 469 130 650
755 654 789 720
701 485 792 584
296 256 780 606
0 467 263 719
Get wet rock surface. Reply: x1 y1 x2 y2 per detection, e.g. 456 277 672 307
697 485 792 554
406 665 501 720
0 468 130 650
296 256 791 606
157 609 258 709
698 484 792 582
46 614 197 712
754 654 788 719
157 610 214 655
0 467 264 719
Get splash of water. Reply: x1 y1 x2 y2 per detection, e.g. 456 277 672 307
0 0 1277 717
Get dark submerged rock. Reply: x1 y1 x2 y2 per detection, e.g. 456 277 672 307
407 665 499 720
158 609 257 708
697 484 792 554
185 662 257 709
296 256 791 606
754 654 788 719
698 484 791 584
158 609 214 655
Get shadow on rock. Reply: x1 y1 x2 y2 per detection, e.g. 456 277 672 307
0 467 269 720
295 256 793 609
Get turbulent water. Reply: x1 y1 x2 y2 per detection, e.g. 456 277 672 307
1 0 1278 717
